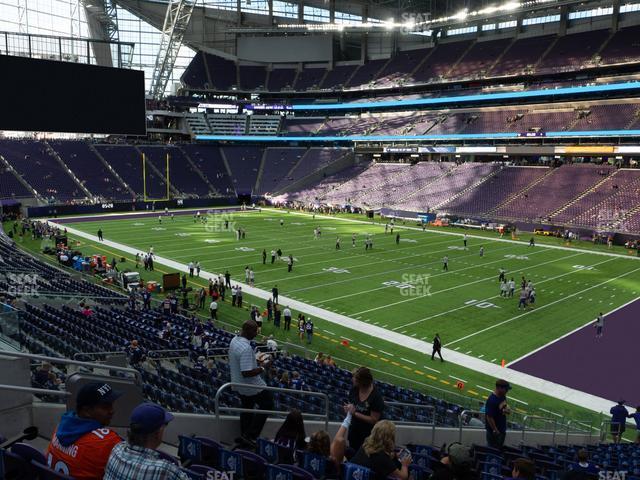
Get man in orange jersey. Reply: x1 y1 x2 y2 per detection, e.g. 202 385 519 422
46 382 123 479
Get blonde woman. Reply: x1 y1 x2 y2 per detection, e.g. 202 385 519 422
350 420 411 480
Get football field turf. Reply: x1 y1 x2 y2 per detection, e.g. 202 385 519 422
35 207 640 432
60 208 640 362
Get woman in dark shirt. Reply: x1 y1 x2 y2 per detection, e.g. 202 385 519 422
275 409 307 451
351 420 410 480
346 367 385 452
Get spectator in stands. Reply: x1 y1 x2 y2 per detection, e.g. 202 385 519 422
350 420 411 480
126 339 146 366
325 355 336 367
103 402 188 480
570 449 600 476
274 409 307 450
291 371 305 390
346 366 384 452
229 319 274 447
315 352 325 364
266 335 278 353
630 405 640 443
32 362 61 390
430 443 475 480
46 382 122 480
610 400 628 443
484 379 511 449
278 371 291 389
511 458 536 480
307 430 340 476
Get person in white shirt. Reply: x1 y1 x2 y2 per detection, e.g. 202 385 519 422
500 280 508 297
283 306 292 331
508 278 516 298
249 268 255 286
228 320 273 446
209 299 218 320
245 266 250 283
188 261 194 278
266 335 278 352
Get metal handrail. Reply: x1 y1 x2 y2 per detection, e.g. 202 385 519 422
73 351 124 360
458 409 486 442
214 382 330 431
565 419 593 444
387 401 437 444
522 415 558 444
0 383 71 397
2 351 142 383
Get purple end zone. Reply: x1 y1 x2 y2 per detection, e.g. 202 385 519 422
510 297 640 406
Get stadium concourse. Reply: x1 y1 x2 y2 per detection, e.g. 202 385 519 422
44 207 640 415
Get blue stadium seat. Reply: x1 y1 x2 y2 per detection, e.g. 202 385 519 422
342 462 372 480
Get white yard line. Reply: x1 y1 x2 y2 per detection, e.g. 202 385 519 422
423 365 442 374
393 252 583 331
446 259 636 346
379 350 395 357
48 218 640 417
400 357 417 365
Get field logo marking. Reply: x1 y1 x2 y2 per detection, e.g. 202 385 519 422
204 239 221 244
175 232 191 237
448 246 466 250
151 227 166 231
235 246 255 252
572 265 594 270
400 273 432 297
400 239 418 243
133 222 145 226
504 254 529 260
322 267 351 274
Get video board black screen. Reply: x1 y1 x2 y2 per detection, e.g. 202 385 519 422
0 54 146 135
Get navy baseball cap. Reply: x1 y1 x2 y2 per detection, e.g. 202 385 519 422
130 403 174 434
76 382 123 409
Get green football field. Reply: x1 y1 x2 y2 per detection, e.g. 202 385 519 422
24 207 640 435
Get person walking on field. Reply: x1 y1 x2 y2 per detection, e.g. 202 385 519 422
431 333 444 362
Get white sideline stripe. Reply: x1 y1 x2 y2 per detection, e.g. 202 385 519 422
50 220 639 417
507 295 640 366
400 357 417 365
447 258 636 347
394 252 583 331
379 350 395 357
262 208 640 261
423 365 442 374
539 408 563 418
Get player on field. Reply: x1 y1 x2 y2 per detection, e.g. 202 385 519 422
528 287 536 306
158 215 162 224
463 234 468 249
313 228 318 240
443 255 449 271
396 233 400 245
271 249 276 264
249 268 255 287
594 313 605 338
500 280 508 297
498 268 506 283
336 236 341 250
479 246 484 257
352 233 356 247
287 255 294 272
518 288 528 309
280 219 284 227
262 249 267 265
508 278 516 298
529 237 535 247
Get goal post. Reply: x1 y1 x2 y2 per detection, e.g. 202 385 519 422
142 152 171 202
